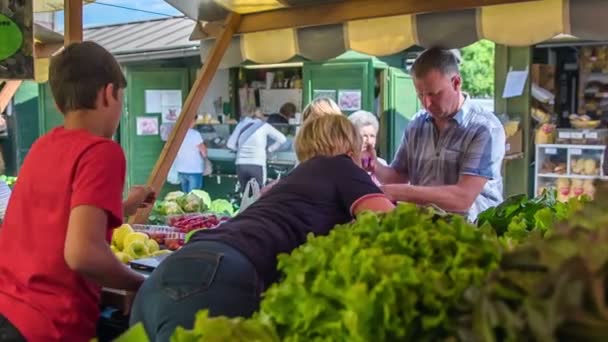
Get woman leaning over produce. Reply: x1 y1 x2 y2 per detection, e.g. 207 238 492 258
129 115 395 341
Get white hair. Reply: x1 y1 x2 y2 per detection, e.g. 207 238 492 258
348 110 379 133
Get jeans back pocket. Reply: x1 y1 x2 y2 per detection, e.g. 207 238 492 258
160 250 223 301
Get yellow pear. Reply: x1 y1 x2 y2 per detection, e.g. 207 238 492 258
114 251 133 264
145 239 160 254
124 240 149 260
152 249 172 257
122 232 149 251
112 224 134 251
110 245 118 253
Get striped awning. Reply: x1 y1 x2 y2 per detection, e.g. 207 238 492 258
34 0 95 12
175 0 608 67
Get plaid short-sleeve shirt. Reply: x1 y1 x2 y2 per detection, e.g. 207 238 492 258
390 96 505 221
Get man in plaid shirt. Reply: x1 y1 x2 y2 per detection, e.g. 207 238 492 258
369 47 505 221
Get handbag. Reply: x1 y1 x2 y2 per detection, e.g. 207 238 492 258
203 157 213 176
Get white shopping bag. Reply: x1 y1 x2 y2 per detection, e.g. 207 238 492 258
240 178 261 212
167 162 180 185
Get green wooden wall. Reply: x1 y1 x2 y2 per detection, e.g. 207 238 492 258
121 67 189 194
494 45 533 198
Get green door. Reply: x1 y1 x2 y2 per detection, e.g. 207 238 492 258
302 59 374 113
38 82 63 135
386 67 419 162
122 67 189 191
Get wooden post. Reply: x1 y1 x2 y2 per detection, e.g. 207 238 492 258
0 81 22 114
64 0 83 45
130 13 242 224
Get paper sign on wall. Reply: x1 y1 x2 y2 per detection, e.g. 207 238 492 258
338 89 362 111
145 90 183 123
502 67 529 99
313 89 336 102
136 116 159 136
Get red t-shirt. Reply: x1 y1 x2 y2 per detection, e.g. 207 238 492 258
0 127 125 341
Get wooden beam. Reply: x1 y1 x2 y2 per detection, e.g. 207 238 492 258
130 13 242 224
231 0 539 35
34 43 63 59
0 80 22 114
64 0 83 45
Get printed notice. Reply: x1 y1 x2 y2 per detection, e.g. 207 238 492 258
502 67 529 99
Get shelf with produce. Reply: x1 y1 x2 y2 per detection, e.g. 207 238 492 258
535 143 603 200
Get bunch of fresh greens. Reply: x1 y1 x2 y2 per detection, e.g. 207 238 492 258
458 181 608 342
171 311 279 342
255 203 501 341
476 191 585 249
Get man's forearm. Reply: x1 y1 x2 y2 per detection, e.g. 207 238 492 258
384 184 472 213
374 163 408 185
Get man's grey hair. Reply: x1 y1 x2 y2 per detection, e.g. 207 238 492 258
410 47 461 79
348 110 379 133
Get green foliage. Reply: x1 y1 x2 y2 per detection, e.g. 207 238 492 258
259 204 501 341
459 40 495 98
459 182 608 342
476 190 587 250
171 311 279 342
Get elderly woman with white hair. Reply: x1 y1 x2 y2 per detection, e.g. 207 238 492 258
348 110 387 185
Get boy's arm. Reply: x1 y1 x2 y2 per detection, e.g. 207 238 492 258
65 205 144 290
66 141 144 290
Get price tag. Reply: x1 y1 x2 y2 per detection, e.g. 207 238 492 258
558 131 571 139
571 132 583 139
586 132 598 139
571 148 583 155
545 148 558 155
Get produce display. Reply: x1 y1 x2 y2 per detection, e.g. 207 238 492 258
476 191 585 249
115 186 597 342
167 213 229 233
148 190 236 225
459 183 608 341
110 224 171 263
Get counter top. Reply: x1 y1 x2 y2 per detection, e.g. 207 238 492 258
207 148 297 165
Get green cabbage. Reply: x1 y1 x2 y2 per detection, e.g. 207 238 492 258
176 193 205 213
190 190 212 208
164 191 185 202
209 199 235 216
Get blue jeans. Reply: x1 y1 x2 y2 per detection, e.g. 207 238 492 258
178 173 203 193
129 241 261 342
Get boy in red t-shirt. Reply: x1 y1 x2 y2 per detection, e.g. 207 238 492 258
0 41 155 341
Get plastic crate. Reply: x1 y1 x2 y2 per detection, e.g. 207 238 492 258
131 224 179 245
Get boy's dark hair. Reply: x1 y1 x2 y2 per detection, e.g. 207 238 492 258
410 47 460 79
280 102 297 117
49 41 127 114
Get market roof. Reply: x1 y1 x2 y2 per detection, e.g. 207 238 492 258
83 16 199 62
167 0 608 67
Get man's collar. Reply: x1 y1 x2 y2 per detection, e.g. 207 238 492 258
424 93 471 125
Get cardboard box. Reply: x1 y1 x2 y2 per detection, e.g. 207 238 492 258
506 129 523 155
531 64 556 94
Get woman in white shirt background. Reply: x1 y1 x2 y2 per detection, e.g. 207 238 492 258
174 118 208 193
227 108 287 189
